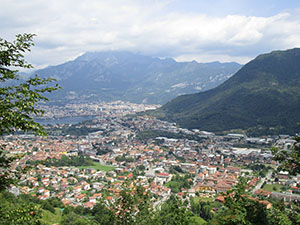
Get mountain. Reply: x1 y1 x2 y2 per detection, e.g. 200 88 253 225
34 51 241 104
151 48 300 136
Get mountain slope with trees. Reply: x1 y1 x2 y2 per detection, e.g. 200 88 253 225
152 48 300 135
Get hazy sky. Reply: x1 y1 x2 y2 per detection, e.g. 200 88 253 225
2 0 300 69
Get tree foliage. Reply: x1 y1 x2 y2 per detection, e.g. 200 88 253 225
153 195 200 225
190 197 221 221
165 174 193 193
210 178 293 225
0 33 60 225
109 182 154 225
0 144 17 190
0 191 42 225
0 33 60 136
271 129 300 176
0 34 60 192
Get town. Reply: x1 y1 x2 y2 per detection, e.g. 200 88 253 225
3 101 300 212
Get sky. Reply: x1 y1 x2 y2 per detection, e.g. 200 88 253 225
2 0 300 69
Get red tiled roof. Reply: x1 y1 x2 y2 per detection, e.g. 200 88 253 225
157 173 170 177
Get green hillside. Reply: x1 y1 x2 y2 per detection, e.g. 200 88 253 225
152 48 300 136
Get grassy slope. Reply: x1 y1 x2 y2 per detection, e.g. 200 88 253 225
40 208 63 225
192 215 208 225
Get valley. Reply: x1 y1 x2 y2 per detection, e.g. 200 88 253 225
2 35 300 224
3 100 300 224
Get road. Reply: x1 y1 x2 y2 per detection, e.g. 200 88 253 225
153 194 169 210
252 169 273 193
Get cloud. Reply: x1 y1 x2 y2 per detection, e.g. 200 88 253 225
1 0 300 68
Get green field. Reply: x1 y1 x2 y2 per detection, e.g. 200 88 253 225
192 196 213 203
262 184 286 192
40 208 62 225
78 162 116 172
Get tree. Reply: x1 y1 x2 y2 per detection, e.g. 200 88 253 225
210 178 293 225
0 34 60 191
110 182 154 225
211 178 269 225
0 190 42 225
271 128 300 176
0 33 60 136
0 34 59 225
153 195 200 225
271 127 300 224
91 202 115 225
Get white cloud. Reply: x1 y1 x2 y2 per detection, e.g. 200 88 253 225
1 0 300 68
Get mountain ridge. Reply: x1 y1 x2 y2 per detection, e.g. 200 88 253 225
33 51 241 104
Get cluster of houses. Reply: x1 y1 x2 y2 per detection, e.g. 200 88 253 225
38 100 159 119
4 113 300 209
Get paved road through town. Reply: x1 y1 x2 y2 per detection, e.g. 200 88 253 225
252 169 274 193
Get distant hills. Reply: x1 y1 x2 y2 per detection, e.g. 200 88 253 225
151 48 300 136
33 51 241 104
